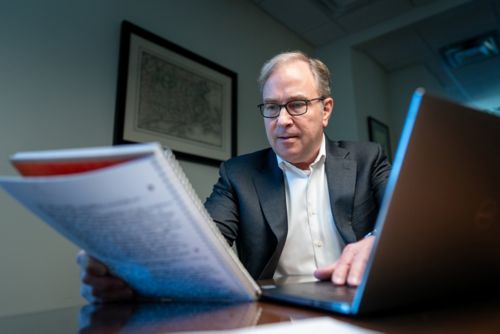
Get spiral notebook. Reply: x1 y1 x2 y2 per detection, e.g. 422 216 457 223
0 142 260 302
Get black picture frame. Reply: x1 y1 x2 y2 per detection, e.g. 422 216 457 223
367 116 392 162
113 21 237 166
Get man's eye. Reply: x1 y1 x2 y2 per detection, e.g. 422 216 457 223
288 101 305 109
265 104 280 111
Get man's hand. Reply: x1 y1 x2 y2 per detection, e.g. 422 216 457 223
77 250 135 303
314 236 375 286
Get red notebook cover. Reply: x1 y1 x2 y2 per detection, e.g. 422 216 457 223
13 158 137 176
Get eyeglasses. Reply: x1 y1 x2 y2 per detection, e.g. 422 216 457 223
257 97 325 118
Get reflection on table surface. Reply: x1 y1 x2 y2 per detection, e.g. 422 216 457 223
78 301 326 333
1 296 500 333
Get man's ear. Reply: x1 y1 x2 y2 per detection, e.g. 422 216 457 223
322 97 334 127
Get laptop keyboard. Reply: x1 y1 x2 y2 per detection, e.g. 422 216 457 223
262 281 357 303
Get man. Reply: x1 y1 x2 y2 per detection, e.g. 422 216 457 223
78 51 391 302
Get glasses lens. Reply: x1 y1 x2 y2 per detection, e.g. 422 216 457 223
263 103 280 117
286 100 307 115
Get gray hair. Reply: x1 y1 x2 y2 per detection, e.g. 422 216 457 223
258 51 332 98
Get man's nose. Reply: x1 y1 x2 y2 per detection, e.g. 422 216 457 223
276 106 293 126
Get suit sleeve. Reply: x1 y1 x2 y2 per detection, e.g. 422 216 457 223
371 143 392 206
204 162 239 246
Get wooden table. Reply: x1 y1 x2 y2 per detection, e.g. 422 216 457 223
1 296 500 333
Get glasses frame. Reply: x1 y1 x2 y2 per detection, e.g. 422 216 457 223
258 97 326 118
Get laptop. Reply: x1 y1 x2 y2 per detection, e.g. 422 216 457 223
260 88 500 315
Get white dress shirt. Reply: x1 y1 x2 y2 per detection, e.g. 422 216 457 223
274 135 345 278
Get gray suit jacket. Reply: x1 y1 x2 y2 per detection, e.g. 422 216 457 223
205 138 391 279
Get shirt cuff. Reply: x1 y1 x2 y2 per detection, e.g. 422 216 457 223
364 230 377 238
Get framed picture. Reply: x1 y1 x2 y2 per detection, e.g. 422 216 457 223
114 21 237 166
367 116 392 162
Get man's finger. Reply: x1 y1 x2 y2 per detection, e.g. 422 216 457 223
93 287 134 303
77 250 108 276
314 262 337 280
331 243 356 285
81 282 134 304
82 274 126 292
331 262 349 285
346 237 374 286
85 260 109 276
346 255 368 286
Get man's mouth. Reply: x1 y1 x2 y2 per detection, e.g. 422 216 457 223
277 135 298 142
277 133 299 139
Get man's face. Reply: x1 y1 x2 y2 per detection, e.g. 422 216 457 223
262 60 333 169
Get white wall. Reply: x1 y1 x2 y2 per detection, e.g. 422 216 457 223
388 65 447 149
0 0 312 317
315 42 361 141
351 50 390 143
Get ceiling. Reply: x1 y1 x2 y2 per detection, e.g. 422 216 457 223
252 0 500 113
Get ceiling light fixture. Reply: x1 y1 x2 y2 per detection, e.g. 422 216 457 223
440 31 500 69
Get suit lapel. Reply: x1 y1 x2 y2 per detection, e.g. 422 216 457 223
253 150 287 240
325 140 357 243
253 150 287 278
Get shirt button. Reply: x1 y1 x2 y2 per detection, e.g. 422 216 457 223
314 241 323 248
